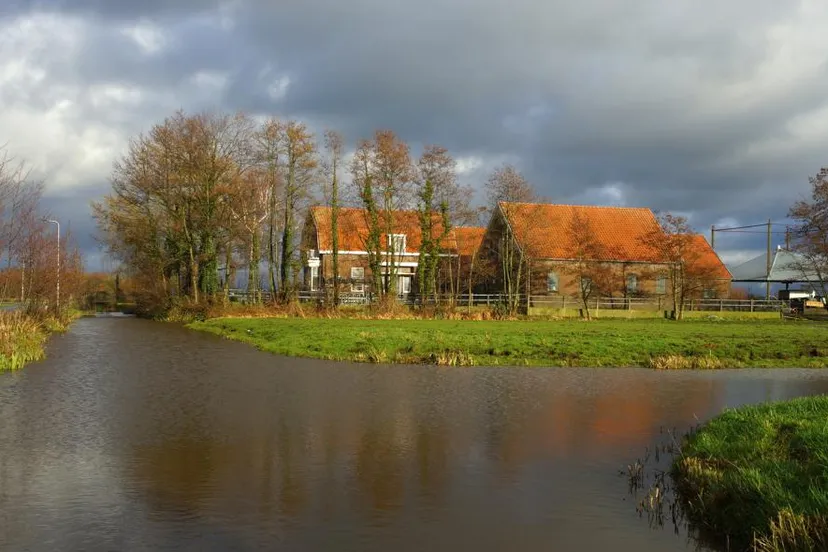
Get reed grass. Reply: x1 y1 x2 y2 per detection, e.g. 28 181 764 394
0 311 47 371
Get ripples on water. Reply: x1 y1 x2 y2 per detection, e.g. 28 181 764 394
2 318 828 551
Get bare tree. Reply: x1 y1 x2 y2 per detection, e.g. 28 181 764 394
323 130 344 306
641 213 723 320
484 167 538 315
350 139 382 301
788 168 828 303
0 146 43 300
229 168 270 302
373 130 414 298
94 110 255 306
416 145 455 305
254 118 284 299
564 211 612 320
279 121 318 302
485 163 536 212
349 131 413 303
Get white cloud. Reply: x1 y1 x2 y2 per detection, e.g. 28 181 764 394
455 156 484 175
121 20 167 55
267 75 291 101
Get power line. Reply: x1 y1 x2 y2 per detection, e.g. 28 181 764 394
714 230 790 235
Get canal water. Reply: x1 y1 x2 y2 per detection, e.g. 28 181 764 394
2 318 828 551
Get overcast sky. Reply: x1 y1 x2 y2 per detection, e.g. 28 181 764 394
2 0 828 270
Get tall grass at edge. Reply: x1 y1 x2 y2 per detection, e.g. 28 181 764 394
0 311 48 371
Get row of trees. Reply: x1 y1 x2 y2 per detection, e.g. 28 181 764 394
94 110 538 310
93 113 313 307
104 109 810 319
0 145 84 312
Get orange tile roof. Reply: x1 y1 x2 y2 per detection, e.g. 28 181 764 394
499 202 665 263
310 206 484 256
687 234 732 279
452 226 487 256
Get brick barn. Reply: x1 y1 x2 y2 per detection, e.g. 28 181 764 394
479 201 731 300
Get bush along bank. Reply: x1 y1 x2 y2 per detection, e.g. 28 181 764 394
672 395 828 551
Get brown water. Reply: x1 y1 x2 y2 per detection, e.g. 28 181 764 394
2 318 828 551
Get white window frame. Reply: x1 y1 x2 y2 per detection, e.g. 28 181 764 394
309 266 319 291
398 274 412 296
547 271 559 293
580 277 592 294
351 267 365 293
388 233 406 254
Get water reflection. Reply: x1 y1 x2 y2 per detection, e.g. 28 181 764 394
2 318 828 551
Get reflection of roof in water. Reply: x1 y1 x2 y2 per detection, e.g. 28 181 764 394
729 248 820 282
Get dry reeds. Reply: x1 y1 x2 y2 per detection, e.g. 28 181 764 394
648 354 729 370
754 509 828 551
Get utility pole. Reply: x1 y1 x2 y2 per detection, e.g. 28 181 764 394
710 225 715 249
766 218 771 300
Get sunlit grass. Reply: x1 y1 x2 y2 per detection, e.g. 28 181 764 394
673 396 828 551
189 317 828 368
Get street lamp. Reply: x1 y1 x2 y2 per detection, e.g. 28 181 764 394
42 218 60 311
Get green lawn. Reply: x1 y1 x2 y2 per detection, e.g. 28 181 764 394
188 317 828 368
673 396 828 550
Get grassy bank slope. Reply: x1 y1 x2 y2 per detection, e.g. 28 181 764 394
673 396 828 551
189 318 828 367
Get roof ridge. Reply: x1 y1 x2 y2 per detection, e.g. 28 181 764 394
498 200 653 211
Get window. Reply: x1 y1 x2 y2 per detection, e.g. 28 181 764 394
389 234 406 254
398 274 412 296
656 275 667 295
547 271 559 292
703 288 716 299
309 266 319 291
580 277 592 294
626 273 638 293
351 267 365 293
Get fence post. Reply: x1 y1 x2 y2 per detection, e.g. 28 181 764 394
720 299 723 312
595 296 599 313
750 299 754 313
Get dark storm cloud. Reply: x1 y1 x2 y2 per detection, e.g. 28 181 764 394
3 0 828 262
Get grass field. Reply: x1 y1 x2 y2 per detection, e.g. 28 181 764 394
189 317 828 368
673 396 828 550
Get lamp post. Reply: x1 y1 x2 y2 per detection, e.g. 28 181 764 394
42 218 60 311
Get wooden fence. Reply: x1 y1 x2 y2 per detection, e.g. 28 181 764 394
227 289 789 313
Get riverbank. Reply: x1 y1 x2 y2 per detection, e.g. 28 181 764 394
189 317 828 368
673 396 828 551
0 311 77 371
